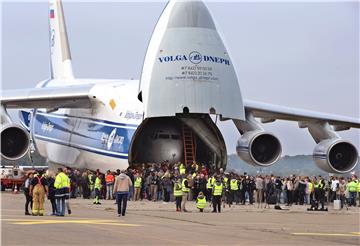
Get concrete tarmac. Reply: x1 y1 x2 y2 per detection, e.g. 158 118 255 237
1 192 359 245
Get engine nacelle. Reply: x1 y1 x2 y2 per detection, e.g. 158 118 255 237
313 139 358 174
236 130 282 167
1 124 30 161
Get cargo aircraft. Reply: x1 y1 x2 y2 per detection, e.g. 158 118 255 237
1 0 359 174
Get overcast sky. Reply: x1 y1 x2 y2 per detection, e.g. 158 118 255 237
1 0 359 155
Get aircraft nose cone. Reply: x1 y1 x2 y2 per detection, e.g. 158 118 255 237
167 0 216 29
140 0 245 120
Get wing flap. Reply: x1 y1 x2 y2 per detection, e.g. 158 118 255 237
244 99 360 129
0 84 95 109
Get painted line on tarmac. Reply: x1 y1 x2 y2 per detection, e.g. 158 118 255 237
2 219 122 222
129 212 216 226
2 219 141 227
292 232 360 237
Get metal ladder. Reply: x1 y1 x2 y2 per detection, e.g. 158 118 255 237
182 124 196 166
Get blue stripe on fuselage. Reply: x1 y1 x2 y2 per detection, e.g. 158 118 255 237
37 111 138 128
34 135 129 159
33 112 138 159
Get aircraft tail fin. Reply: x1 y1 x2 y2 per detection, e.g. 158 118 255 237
49 0 74 79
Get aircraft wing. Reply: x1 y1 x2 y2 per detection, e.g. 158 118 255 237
0 84 95 109
244 99 360 129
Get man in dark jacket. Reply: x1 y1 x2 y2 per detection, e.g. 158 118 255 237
193 175 201 199
126 169 135 201
47 172 57 215
81 172 90 199
247 177 255 205
150 172 159 201
265 178 276 208
69 169 77 198
240 176 247 205
297 178 307 205
275 177 283 204
23 172 34 215
162 176 172 202
198 174 207 196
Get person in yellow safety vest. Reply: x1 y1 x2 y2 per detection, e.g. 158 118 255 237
29 170 48 216
222 175 230 208
357 179 360 207
181 176 190 212
206 176 213 202
173 178 183 212
348 177 358 207
192 172 197 179
223 176 229 189
309 178 320 210
230 177 239 206
315 177 326 210
63 167 72 215
307 178 313 205
212 178 223 213
191 161 199 173
179 163 186 175
134 173 142 201
196 191 207 212
211 176 216 200
93 174 102 205
88 171 95 198
211 176 216 185
309 177 317 208
54 168 70 216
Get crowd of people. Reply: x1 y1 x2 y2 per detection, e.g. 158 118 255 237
22 161 360 216
23 167 74 216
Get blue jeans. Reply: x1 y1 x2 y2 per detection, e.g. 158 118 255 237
275 189 281 204
128 186 134 201
106 184 114 200
157 189 162 201
282 191 288 204
116 192 128 215
55 197 65 216
349 192 357 206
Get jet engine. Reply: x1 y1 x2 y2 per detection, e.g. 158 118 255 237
313 139 358 174
1 123 30 161
236 130 282 167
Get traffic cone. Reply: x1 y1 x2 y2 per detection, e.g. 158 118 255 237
13 184 19 194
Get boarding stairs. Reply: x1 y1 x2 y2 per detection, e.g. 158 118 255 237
182 124 196 167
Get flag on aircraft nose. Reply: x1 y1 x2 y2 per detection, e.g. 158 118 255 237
50 9 55 19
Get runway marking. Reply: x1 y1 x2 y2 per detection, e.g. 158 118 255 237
129 212 216 226
3 219 141 227
292 232 360 237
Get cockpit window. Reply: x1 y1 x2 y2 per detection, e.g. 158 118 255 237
159 134 170 139
152 131 178 140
